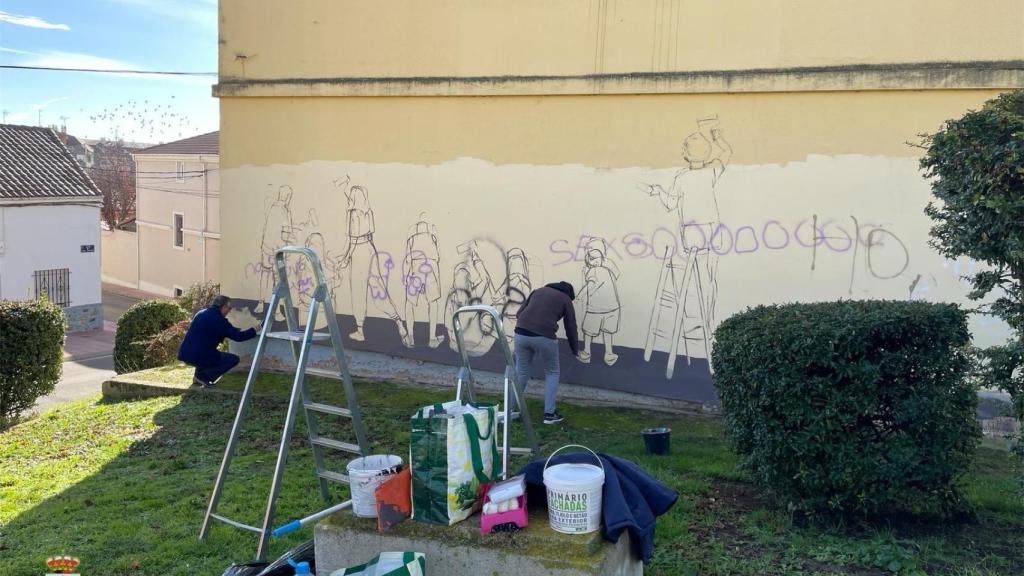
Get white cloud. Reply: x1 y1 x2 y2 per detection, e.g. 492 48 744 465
20 50 135 72
0 46 37 55
5 111 33 123
0 10 70 31
31 96 70 111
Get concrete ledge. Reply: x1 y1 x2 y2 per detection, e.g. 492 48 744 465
214 60 1024 98
315 509 642 575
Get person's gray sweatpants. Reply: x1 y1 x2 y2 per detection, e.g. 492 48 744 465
513 333 560 414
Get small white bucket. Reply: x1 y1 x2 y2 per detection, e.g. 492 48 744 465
346 454 403 518
542 444 605 534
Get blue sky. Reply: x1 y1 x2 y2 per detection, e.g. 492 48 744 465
0 0 217 143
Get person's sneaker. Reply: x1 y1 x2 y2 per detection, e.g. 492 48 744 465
543 412 565 425
193 377 214 388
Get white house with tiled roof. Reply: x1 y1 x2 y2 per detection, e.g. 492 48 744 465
0 124 103 331
129 131 219 296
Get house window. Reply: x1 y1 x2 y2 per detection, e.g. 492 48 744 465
176 161 185 182
173 212 184 248
34 268 71 307
173 286 184 297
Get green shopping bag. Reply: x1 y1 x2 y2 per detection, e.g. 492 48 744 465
410 401 499 525
329 551 426 576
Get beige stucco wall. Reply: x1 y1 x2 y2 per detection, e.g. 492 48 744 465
100 228 138 289
135 155 220 295
217 0 1022 402
219 0 1023 79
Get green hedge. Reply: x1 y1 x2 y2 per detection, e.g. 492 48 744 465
0 299 65 425
114 300 187 374
711 300 979 516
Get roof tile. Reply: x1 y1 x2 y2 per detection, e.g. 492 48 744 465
0 124 102 199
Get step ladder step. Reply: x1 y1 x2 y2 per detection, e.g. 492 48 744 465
266 331 331 342
316 470 350 484
210 513 262 534
498 446 533 456
304 402 352 417
306 367 343 381
311 436 362 454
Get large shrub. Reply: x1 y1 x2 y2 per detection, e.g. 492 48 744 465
921 89 1024 492
176 281 220 316
0 299 65 426
114 300 187 373
712 300 979 516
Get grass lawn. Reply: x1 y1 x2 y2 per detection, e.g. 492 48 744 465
1 367 1022 576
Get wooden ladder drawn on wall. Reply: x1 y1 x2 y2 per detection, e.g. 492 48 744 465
643 246 713 379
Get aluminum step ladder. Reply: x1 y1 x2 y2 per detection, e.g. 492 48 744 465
450 305 540 479
199 246 369 561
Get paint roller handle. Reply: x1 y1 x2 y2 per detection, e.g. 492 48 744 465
272 520 302 537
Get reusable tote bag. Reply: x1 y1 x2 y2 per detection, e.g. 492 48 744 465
410 401 499 525
330 551 426 576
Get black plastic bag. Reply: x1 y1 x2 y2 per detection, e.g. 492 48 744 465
220 539 316 576
220 563 269 576
258 539 316 576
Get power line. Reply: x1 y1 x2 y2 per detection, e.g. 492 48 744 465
0 65 217 76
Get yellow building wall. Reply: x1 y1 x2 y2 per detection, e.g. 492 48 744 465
217 0 1021 402
219 0 1024 79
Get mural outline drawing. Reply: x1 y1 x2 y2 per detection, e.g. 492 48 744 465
640 116 732 379
578 237 622 366
337 178 411 346
402 214 444 348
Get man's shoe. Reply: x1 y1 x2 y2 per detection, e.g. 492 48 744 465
193 377 214 388
543 412 564 425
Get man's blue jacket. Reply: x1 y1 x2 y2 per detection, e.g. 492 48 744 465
177 305 257 367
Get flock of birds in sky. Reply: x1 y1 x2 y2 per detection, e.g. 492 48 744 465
81 95 194 143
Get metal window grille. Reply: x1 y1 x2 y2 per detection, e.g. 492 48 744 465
34 268 71 307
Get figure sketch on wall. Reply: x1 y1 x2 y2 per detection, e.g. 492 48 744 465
402 214 444 348
639 116 732 378
578 237 621 366
497 247 532 344
337 178 412 347
443 240 500 356
254 184 318 318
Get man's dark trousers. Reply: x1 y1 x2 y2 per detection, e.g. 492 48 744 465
194 352 240 384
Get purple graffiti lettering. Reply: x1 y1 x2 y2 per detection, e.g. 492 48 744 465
680 220 708 252
651 227 679 260
733 225 760 254
622 233 650 259
761 220 789 250
548 239 575 266
709 224 734 256
819 219 853 253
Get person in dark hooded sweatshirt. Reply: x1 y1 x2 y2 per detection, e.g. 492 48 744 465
512 281 579 424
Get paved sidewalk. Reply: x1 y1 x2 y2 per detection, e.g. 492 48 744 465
102 282 165 301
63 321 117 361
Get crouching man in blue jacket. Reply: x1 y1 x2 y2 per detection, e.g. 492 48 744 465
178 295 260 387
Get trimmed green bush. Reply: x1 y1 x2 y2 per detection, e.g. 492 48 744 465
114 300 187 374
0 298 65 426
712 300 980 516
176 281 221 316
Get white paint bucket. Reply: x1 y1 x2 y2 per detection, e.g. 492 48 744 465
542 444 605 534
346 454 403 518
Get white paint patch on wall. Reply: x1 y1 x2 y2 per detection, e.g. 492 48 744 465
221 154 1010 362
